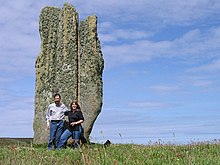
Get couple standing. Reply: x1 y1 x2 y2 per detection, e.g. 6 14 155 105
46 93 84 150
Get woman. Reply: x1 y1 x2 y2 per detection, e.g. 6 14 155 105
57 100 84 149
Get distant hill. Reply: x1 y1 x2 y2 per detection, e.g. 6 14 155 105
0 138 33 146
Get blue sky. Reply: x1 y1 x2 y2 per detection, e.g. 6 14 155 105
1 0 220 145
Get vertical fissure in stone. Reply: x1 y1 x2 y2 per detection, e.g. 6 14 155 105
76 22 80 103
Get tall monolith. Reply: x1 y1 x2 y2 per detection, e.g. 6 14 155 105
33 3 104 144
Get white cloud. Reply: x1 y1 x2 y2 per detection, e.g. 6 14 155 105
179 58 220 90
192 80 213 87
150 85 179 94
128 101 173 109
77 0 220 27
103 27 220 68
0 95 34 137
177 71 217 92
188 59 220 73
144 0 220 25
99 29 153 42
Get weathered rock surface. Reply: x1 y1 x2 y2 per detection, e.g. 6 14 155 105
33 3 104 144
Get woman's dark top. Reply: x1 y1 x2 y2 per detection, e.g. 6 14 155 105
64 110 84 131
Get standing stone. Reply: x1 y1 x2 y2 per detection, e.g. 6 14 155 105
33 3 104 144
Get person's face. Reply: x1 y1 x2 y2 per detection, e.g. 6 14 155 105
54 96 61 105
71 102 77 110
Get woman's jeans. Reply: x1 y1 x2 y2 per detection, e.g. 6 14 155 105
48 120 64 150
57 126 82 149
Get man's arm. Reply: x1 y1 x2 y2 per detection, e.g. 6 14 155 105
63 103 69 112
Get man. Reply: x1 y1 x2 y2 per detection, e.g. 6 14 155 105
46 93 68 150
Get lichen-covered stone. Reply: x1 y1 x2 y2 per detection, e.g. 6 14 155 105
33 3 103 144
78 16 104 139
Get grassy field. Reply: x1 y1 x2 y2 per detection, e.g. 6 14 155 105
0 138 220 164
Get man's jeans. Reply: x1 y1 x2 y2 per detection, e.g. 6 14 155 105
57 126 82 149
48 120 64 149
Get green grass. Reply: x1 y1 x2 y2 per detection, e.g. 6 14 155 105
0 139 220 165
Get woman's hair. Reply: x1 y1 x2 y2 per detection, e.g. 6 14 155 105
70 100 81 111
